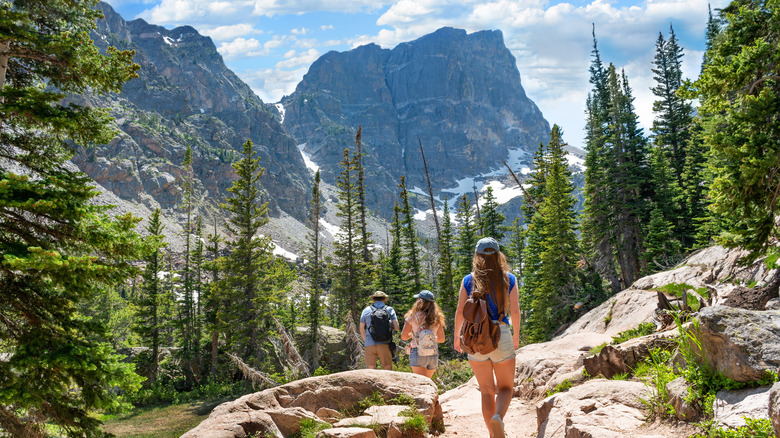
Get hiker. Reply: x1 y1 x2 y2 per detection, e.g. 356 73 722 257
454 237 520 438
359 291 399 370
400 290 446 378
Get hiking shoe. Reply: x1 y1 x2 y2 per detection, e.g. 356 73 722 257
490 414 505 438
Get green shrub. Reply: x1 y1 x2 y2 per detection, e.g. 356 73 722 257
589 342 607 356
637 348 676 420
312 366 331 376
604 300 616 324
611 373 630 381
546 379 573 397
388 393 417 407
656 283 706 311
432 359 473 393
293 418 329 438
611 322 656 345
693 417 775 437
399 409 429 435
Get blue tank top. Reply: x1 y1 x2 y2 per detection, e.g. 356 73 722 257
463 272 516 324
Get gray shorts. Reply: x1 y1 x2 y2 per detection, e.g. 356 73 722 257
468 323 516 363
409 348 438 370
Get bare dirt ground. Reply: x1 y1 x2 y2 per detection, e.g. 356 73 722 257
439 380 538 438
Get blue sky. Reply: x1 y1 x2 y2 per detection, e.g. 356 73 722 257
105 0 730 149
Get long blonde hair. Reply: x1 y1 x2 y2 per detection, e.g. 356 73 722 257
472 251 510 315
404 298 446 330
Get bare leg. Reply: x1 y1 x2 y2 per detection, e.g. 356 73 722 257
411 366 435 378
469 359 496 433
493 357 516 419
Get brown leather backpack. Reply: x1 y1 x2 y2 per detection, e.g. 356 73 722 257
459 293 501 355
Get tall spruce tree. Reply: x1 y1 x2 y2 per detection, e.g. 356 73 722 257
353 126 372 263
455 194 478 279
436 197 457 329
581 31 622 293
0 0 143 434
306 170 323 368
204 218 222 376
479 186 506 241
134 209 168 385
179 145 196 380
333 149 364 324
523 126 579 341
692 0 780 263
384 204 407 299
398 176 423 292
220 140 286 364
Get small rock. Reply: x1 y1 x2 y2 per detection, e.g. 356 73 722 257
713 386 771 429
316 427 377 438
316 407 343 423
666 377 700 421
766 298 780 311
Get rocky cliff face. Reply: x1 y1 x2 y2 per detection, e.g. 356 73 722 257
281 27 550 216
74 3 311 220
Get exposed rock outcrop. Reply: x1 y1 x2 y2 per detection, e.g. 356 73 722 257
583 331 677 379
769 382 780 437
696 306 780 382
282 27 550 217
182 370 441 438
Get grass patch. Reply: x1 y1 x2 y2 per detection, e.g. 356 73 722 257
611 322 656 345
400 409 429 435
546 379 574 397
589 342 607 356
101 401 219 438
603 300 616 325
432 359 473 393
655 283 707 311
292 418 330 438
693 417 775 437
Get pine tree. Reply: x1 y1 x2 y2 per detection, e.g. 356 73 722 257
479 186 506 241
525 126 579 342
455 194 478 279
333 149 364 324
204 218 222 376
134 209 168 385
191 217 205 370
692 0 780 263
0 0 142 433
354 126 372 263
384 204 407 299
399 176 423 292
436 197 457 329
179 145 196 381
504 217 526 278
642 205 682 272
580 30 622 293
306 170 324 368
220 140 286 365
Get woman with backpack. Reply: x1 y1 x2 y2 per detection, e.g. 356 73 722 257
400 290 446 378
454 237 520 438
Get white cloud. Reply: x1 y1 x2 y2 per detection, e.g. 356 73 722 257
139 0 253 24
252 0 387 16
217 37 268 60
241 67 309 102
200 23 261 41
276 48 320 69
320 24 334 30
291 27 310 35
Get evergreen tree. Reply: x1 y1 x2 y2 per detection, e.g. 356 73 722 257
306 170 323 368
384 204 407 299
220 140 288 364
0 0 142 433
455 194 478 279
354 126 372 263
691 0 780 263
204 218 222 376
642 205 683 272
479 186 506 241
333 149 364 324
191 217 205 370
178 145 196 381
580 31 622 293
436 197 457 329
524 126 579 342
134 209 168 385
398 176 423 292
504 217 526 279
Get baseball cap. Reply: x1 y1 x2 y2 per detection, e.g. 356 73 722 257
413 290 435 301
475 237 500 255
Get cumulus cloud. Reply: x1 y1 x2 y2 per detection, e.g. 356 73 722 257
320 24 334 30
139 0 253 24
241 67 309 102
252 0 387 16
200 23 262 41
276 48 321 69
217 37 269 60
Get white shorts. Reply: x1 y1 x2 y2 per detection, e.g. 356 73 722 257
467 323 516 363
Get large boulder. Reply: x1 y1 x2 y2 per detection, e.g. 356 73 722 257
583 331 677 379
769 382 780 437
713 386 771 429
182 370 440 438
536 379 695 438
696 306 780 382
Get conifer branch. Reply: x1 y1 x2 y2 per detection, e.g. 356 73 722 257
227 353 279 389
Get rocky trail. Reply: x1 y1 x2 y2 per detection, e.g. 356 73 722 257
182 245 780 438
